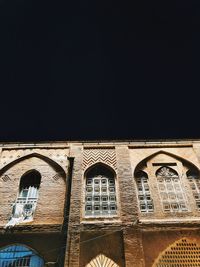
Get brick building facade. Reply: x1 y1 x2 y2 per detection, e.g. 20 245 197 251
1 140 200 266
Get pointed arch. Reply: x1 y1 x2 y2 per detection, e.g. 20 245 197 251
19 169 41 190
86 254 119 267
84 163 117 217
0 153 66 178
0 243 45 267
152 238 200 267
84 162 116 179
3 154 66 227
134 150 200 175
134 151 199 214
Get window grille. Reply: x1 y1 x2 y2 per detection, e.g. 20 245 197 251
85 165 117 216
14 186 39 219
156 166 188 212
135 171 154 212
0 245 44 267
153 238 200 267
187 169 200 210
6 171 41 227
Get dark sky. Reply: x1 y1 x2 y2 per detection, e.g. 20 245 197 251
0 0 199 141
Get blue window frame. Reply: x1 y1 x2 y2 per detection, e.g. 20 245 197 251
0 245 44 267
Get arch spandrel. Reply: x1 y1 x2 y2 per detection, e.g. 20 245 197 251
0 153 66 180
134 150 200 175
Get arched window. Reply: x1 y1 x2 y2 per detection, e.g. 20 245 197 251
0 244 44 267
156 166 188 212
86 254 119 267
18 170 41 201
135 170 154 212
6 170 41 227
187 169 200 210
85 164 117 216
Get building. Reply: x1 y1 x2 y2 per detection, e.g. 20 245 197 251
1 140 200 267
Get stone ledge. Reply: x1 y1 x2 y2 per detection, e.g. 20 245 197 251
0 224 63 233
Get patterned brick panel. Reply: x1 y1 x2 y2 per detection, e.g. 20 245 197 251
83 148 117 171
153 238 200 267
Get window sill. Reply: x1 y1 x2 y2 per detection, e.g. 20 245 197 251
81 216 121 224
139 217 200 225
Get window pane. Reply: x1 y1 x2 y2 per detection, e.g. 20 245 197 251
135 171 154 213
156 166 187 213
85 170 117 216
187 170 200 210
0 245 44 267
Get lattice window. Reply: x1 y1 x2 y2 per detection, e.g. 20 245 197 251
85 165 117 216
17 171 41 217
6 171 41 227
0 245 44 267
86 254 119 267
187 169 200 210
135 171 154 212
153 238 200 267
156 166 188 212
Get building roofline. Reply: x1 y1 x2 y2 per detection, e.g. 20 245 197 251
0 138 200 147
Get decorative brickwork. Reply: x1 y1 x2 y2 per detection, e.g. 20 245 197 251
0 154 67 227
0 141 200 267
1 174 11 182
83 148 117 171
153 238 200 267
0 147 69 170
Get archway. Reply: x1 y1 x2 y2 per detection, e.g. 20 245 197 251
0 244 45 267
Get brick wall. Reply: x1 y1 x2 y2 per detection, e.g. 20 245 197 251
0 141 200 267
0 155 67 227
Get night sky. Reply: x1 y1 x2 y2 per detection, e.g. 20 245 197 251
0 0 199 141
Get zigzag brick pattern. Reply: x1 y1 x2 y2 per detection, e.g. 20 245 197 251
83 148 117 171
